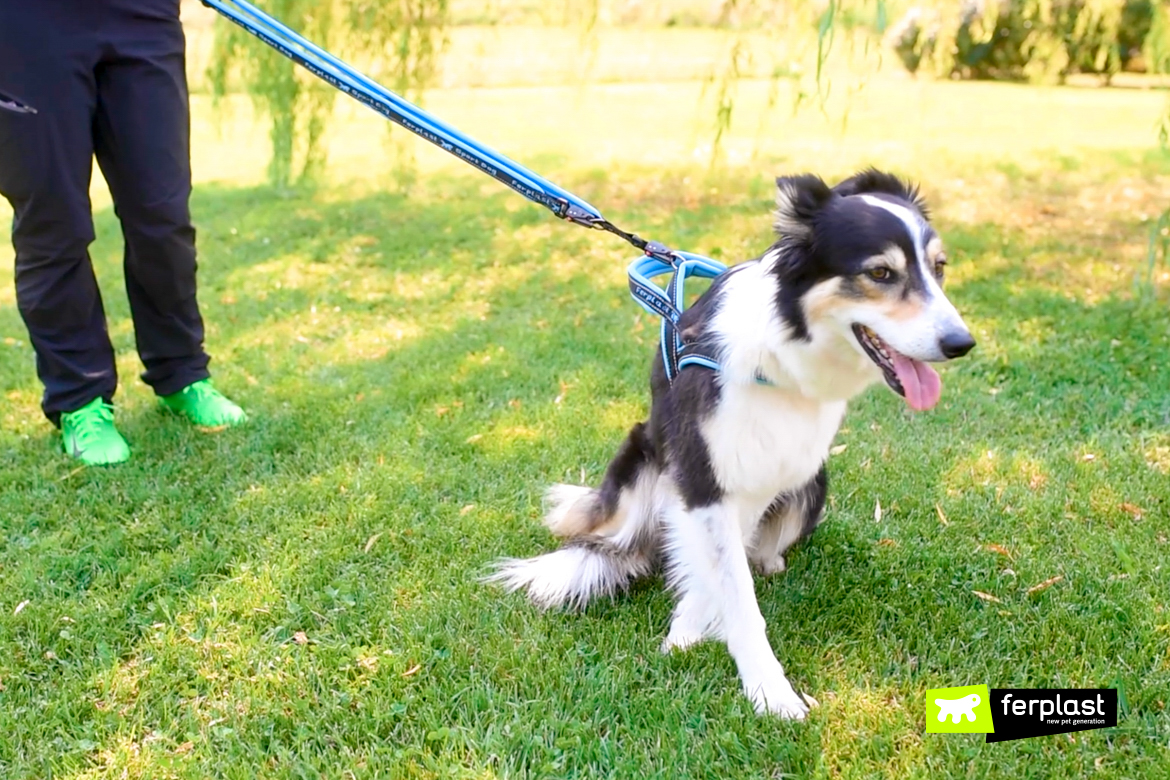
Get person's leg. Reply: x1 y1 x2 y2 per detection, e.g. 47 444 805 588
94 0 244 427
0 3 120 426
93 0 209 396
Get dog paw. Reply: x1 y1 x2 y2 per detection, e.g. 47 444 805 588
756 554 787 576
741 668 809 720
661 595 715 653
660 625 705 654
661 611 709 653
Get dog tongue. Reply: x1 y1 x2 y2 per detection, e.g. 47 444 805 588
891 352 941 411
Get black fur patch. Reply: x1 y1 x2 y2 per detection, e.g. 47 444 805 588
756 464 829 556
813 196 929 293
831 167 929 218
798 465 829 539
593 422 655 530
648 352 723 511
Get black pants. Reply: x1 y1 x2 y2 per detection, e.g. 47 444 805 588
0 0 210 424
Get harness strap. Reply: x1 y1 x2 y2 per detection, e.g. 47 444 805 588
628 252 728 383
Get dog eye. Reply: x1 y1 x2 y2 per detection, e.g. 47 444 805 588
866 267 894 282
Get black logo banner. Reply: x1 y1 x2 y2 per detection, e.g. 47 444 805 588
986 689 1117 743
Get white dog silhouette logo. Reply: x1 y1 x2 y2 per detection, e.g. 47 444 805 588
935 693 981 724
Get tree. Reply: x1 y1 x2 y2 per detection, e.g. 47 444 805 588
698 0 891 162
889 1 1155 84
208 0 448 189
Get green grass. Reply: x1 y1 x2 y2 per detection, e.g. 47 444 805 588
2 25 1170 778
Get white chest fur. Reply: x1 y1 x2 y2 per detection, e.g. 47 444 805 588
701 383 846 502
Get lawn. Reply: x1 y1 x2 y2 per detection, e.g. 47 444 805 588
1 20 1170 780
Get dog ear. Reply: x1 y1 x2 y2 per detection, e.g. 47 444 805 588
774 174 834 242
832 167 929 217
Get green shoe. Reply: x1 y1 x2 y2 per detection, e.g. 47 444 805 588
60 397 131 466
159 379 247 429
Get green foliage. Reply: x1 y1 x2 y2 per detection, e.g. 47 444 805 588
701 0 888 163
1146 0 1170 73
1140 207 1170 296
209 0 335 189
209 0 448 189
890 0 1155 83
1118 0 1154 67
1149 95 1170 292
345 1 449 98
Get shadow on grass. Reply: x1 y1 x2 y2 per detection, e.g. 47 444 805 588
0 173 1168 777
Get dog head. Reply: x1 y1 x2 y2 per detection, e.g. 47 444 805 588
771 168 974 410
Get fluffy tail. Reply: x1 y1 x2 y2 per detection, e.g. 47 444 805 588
490 424 660 610
491 535 653 610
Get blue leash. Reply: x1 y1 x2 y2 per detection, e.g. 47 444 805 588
201 0 729 383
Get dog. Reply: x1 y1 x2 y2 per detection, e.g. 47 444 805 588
491 169 976 718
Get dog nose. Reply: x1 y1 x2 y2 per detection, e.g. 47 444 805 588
939 330 976 359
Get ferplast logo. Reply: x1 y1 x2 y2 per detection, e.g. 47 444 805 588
925 684 995 734
1000 691 1107 721
926 686 1119 743
985 689 1118 743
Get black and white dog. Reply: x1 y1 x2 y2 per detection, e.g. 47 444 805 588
492 169 976 718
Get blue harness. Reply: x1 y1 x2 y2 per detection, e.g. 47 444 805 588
202 0 731 383
627 249 728 382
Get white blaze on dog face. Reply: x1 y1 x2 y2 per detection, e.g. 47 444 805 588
772 172 975 411
797 196 969 356
843 196 970 362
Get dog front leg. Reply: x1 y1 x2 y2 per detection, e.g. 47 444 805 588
669 500 809 719
662 587 719 653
